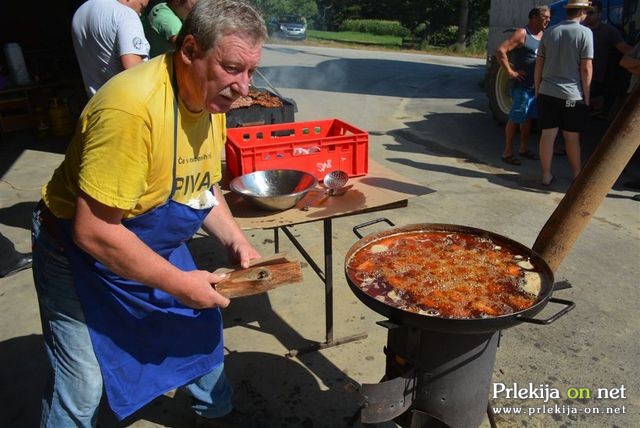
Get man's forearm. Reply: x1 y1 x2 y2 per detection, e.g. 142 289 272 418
121 54 144 69
495 49 513 75
495 29 524 78
73 196 189 295
534 57 544 95
73 192 230 309
620 55 640 75
201 186 252 249
580 59 592 105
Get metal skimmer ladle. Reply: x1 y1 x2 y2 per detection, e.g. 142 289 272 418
301 170 349 211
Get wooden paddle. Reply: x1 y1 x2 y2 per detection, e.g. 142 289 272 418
213 253 303 298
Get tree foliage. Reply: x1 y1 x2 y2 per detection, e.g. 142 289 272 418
252 0 318 22
250 0 490 48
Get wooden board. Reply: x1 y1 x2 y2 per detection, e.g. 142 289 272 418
214 253 303 298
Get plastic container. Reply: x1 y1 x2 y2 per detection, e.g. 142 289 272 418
3 43 32 86
34 107 50 138
225 118 368 180
48 98 74 137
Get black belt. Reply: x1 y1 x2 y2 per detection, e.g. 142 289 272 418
36 200 62 243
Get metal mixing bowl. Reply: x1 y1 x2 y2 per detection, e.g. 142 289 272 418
229 169 318 211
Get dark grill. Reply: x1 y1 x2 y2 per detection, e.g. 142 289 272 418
346 220 574 427
226 88 296 128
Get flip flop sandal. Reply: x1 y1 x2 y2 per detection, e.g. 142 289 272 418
519 150 539 160
502 155 521 165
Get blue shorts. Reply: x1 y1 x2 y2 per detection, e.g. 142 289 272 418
509 86 537 124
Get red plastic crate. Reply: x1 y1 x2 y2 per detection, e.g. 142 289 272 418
225 118 368 180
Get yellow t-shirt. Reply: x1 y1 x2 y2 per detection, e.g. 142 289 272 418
43 54 226 219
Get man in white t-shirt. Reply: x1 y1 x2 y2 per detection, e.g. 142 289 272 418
72 0 151 97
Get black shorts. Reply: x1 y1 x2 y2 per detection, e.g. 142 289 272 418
537 94 589 132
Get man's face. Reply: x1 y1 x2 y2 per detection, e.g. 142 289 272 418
537 11 551 29
182 34 262 114
583 8 600 26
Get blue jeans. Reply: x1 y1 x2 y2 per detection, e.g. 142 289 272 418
32 213 232 427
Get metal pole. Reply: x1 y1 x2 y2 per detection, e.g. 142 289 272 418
324 218 334 344
533 86 640 272
274 228 279 253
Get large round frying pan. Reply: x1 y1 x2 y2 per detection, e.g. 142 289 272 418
345 219 574 335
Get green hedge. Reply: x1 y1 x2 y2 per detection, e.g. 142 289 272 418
339 19 410 38
429 25 459 47
467 27 489 54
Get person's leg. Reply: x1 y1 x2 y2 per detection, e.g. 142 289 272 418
32 216 103 428
539 127 559 184
503 86 527 163
184 362 233 419
562 130 582 178
560 98 587 179
518 89 538 157
537 94 561 184
503 120 518 158
518 118 533 155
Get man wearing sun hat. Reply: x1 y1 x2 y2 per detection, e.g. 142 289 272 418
534 0 594 186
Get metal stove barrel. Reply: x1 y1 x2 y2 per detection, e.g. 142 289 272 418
355 320 499 428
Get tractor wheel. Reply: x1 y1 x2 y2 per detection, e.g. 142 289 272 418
486 56 512 125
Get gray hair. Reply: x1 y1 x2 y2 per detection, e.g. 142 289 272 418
176 0 267 51
529 5 550 19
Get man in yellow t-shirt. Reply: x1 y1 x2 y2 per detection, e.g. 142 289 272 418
32 1 265 425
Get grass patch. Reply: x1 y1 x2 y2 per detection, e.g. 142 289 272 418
271 30 485 59
307 30 401 47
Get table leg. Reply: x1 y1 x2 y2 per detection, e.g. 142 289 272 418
278 219 367 357
323 218 334 344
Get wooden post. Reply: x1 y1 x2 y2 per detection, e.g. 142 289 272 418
532 85 640 272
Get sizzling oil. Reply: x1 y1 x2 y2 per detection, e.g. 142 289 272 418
346 231 541 319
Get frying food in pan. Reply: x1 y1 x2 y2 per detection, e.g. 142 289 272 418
346 231 543 319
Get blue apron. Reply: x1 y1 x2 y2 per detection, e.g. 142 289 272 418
57 79 223 420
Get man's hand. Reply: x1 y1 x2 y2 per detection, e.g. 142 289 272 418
509 69 526 81
177 270 231 309
230 241 261 269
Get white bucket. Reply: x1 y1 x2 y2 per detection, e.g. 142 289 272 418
3 43 32 86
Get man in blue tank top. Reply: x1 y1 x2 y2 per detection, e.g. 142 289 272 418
495 6 551 166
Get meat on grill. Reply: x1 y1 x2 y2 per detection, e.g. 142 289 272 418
230 89 284 109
